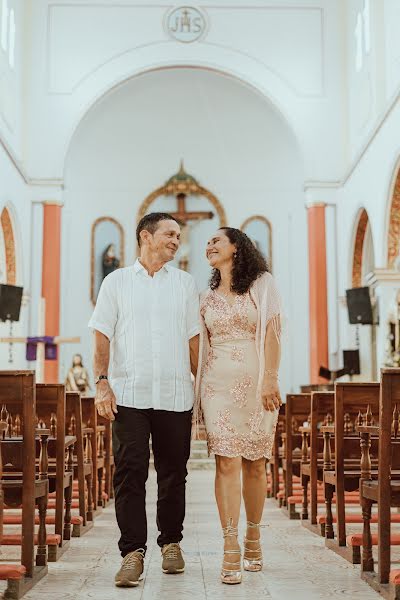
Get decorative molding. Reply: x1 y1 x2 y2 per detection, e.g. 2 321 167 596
304 201 327 208
90 216 125 305
366 268 400 287
352 208 369 288
164 6 208 44
0 207 16 285
240 214 272 271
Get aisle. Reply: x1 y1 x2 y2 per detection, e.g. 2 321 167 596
20 469 378 600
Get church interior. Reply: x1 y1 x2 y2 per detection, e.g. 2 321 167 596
1 0 400 598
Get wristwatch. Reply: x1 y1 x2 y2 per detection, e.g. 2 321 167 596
95 375 108 385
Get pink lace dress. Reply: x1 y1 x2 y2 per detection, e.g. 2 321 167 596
200 288 277 460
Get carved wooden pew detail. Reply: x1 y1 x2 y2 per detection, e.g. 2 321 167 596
267 404 285 501
65 391 94 533
358 368 400 598
0 370 51 599
300 391 334 533
35 383 75 560
321 382 380 564
81 395 109 513
282 393 311 519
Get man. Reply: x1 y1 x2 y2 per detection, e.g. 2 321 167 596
88 212 200 587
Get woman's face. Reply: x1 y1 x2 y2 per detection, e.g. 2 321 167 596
73 354 82 366
206 230 236 269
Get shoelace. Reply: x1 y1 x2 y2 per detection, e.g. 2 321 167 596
163 544 181 560
121 550 144 571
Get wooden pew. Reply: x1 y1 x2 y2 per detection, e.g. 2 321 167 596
35 384 75 560
322 382 380 563
359 368 400 598
65 391 94 533
282 393 311 518
268 404 285 501
0 419 27 596
81 395 108 513
0 370 51 599
97 414 114 502
300 391 334 533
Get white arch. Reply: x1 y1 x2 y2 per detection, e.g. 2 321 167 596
62 43 304 173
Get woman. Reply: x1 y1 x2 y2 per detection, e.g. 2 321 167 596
195 227 282 585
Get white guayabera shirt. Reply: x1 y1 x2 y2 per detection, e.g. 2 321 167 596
88 259 200 412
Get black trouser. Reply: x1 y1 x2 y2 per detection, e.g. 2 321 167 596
112 406 192 557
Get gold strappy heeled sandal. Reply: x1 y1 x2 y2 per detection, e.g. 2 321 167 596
221 518 242 584
243 521 264 572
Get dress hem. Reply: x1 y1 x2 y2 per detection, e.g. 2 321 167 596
207 432 274 462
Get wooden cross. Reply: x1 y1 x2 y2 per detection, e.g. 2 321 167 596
0 299 80 383
170 192 214 271
170 192 213 224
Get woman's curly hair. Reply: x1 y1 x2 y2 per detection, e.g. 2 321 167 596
209 227 269 294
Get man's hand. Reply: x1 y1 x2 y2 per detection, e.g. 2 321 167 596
261 379 282 412
95 381 118 421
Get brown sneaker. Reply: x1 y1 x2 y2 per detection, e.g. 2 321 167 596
161 543 185 574
115 550 145 587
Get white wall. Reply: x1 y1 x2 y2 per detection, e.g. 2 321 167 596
61 68 307 396
22 0 347 182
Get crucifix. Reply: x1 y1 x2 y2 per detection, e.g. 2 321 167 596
0 298 80 383
170 192 214 271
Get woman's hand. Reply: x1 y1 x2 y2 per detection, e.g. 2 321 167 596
261 378 282 412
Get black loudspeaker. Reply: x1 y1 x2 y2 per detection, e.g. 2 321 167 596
0 284 23 322
346 287 373 325
343 349 360 376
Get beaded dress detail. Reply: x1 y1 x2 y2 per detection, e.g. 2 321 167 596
200 289 276 460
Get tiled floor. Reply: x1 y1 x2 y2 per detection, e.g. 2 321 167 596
14 470 380 600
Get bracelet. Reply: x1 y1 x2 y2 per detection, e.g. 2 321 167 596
95 375 108 385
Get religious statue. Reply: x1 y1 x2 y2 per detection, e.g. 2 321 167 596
65 354 91 393
102 243 120 280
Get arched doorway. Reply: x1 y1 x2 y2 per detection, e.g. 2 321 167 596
350 208 375 380
0 206 16 285
352 208 374 288
387 166 400 268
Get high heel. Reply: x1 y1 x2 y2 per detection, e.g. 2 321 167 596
243 521 264 572
221 518 242 584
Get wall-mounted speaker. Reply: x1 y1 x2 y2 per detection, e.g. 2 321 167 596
343 349 360 375
345 287 373 325
0 284 23 322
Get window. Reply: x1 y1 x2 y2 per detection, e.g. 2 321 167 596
354 0 371 72
1 0 8 52
1 0 16 69
8 7 14 67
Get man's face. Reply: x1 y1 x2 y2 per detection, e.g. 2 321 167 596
147 219 181 262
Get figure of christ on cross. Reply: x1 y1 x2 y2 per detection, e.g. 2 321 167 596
170 192 214 271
